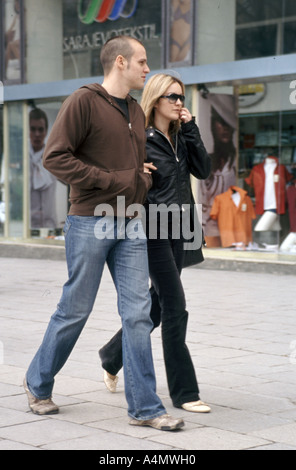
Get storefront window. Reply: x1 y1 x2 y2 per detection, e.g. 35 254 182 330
236 0 296 60
239 83 296 253
196 78 296 255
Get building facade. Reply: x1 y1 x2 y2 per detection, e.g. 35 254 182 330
0 0 296 258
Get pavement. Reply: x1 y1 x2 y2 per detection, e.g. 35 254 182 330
0 245 296 452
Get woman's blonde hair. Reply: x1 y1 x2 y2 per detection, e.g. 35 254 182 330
141 73 185 135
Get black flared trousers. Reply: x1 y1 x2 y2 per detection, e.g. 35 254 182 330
99 229 200 408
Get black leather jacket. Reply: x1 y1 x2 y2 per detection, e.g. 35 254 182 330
145 119 211 267
145 119 211 208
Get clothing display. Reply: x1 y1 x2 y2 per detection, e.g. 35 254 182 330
210 186 256 247
244 156 294 215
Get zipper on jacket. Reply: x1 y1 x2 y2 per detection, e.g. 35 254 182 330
155 129 179 162
107 97 138 160
154 129 183 208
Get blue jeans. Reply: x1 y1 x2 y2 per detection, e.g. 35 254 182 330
26 215 166 420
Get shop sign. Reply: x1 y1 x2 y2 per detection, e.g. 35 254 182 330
238 84 266 108
63 24 158 52
78 0 138 24
63 0 159 53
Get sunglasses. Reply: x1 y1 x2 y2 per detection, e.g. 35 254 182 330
160 93 185 104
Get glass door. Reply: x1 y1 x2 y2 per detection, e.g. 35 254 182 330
3 101 27 237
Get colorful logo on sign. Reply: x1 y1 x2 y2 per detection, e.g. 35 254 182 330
78 0 138 24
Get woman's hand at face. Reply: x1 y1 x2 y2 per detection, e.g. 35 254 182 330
179 107 192 123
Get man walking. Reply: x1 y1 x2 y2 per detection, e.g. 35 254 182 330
23 36 184 432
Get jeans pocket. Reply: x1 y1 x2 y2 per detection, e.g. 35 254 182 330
63 216 72 238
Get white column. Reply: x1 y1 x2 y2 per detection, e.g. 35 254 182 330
196 0 236 65
25 0 63 83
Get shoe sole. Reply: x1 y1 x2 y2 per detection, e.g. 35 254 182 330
130 419 184 431
159 421 184 431
29 407 59 416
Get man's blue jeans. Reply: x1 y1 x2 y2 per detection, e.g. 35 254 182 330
26 215 166 420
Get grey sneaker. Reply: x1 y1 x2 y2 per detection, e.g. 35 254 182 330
129 413 184 431
23 377 59 415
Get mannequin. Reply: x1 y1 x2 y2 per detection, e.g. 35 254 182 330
280 232 296 252
254 157 281 232
245 156 294 237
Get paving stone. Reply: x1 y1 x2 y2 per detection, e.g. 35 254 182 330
0 256 295 450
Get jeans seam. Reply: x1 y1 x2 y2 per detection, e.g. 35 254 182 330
114 238 141 416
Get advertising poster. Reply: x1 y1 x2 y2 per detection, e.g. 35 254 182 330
197 93 238 246
3 0 23 83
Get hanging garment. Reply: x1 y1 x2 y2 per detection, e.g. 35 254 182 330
210 186 256 247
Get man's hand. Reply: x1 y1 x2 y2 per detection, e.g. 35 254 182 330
144 162 157 174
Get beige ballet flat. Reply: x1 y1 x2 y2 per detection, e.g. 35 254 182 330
181 400 211 413
103 370 118 393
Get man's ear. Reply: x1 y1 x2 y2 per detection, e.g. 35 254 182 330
115 55 127 70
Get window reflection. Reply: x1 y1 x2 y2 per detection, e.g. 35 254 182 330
7 102 23 237
28 101 68 238
29 108 57 229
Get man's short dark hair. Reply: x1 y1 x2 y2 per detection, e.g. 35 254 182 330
29 108 48 130
100 36 143 75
